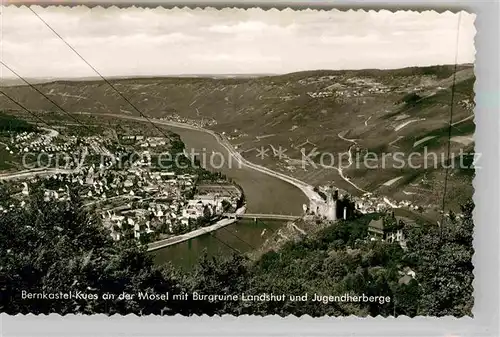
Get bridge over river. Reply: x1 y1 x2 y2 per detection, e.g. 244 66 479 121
222 213 301 221
147 213 301 252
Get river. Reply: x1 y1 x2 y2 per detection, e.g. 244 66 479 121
150 125 308 268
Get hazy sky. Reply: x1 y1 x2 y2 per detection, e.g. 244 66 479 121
0 6 476 78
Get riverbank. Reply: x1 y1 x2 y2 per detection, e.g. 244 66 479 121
151 218 289 270
84 112 321 207
147 218 238 252
215 132 325 205
82 113 311 265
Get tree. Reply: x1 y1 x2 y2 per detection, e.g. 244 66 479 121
0 112 36 134
185 252 250 316
400 92 421 107
0 183 474 318
202 205 212 218
0 183 185 315
403 200 474 316
221 199 232 212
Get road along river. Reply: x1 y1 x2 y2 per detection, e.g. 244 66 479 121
161 125 311 214
87 113 312 214
146 120 308 267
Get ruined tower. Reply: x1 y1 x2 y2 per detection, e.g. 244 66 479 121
326 190 337 221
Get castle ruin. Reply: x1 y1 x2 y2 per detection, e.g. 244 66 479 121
307 188 354 221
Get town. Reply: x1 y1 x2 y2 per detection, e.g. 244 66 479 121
1 119 455 251
0 124 243 245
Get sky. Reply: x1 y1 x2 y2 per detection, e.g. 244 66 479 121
0 6 476 78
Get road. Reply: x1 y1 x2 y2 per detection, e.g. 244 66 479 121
147 218 237 251
335 132 369 194
216 132 324 204
40 127 59 138
0 168 77 181
223 213 300 221
337 131 357 143
0 146 88 181
331 165 368 194
451 114 473 126
81 112 366 199
383 197 400 208
83 194 142 207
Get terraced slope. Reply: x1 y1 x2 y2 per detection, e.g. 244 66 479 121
0 64 475 210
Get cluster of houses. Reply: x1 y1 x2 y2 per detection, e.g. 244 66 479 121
6 130 77 157
101 184 240 241
459 98 475 112
354 193 392 213
159 114 217 128
1 125 242 243
138 137 168 148
353 192 426 215
307 91 333 98
302 76 396 104
80 164 190 201
3 164 241 242
296 74 455 109
119 135 170 149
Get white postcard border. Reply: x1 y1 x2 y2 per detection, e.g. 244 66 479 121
0 1 498 336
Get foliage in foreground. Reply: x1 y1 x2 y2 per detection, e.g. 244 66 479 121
0 184 473 317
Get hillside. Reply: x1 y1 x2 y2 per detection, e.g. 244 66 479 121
0 64 475 210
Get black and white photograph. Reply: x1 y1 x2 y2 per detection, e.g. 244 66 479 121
0 6 476 317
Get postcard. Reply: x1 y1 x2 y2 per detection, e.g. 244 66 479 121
0 6 476 317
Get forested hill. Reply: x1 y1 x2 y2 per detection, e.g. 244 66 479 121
0 182 473 317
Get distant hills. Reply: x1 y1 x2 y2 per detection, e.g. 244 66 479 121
0 64 475 210
1 63 473 87
0 73 277 87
